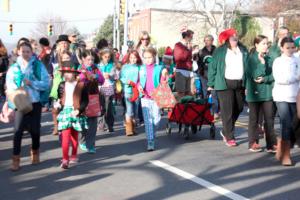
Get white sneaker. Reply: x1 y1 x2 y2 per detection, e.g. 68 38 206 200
220 131 226 142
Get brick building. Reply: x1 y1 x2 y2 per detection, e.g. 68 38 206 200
128 8 274 49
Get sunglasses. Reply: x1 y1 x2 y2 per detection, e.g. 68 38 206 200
141 38 150 41
230 37 238 42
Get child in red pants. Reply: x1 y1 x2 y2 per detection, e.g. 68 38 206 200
55 61 89 169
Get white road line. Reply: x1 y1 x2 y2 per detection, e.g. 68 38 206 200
150 160 250 200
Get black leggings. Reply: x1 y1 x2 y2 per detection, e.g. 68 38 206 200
13 103 42 155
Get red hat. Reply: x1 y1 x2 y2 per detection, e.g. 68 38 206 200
163 46 173 59
218 28 237 45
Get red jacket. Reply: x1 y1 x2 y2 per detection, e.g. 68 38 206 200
173 42 192 71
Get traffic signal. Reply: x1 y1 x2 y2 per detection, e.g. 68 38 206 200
48 24 53 36
8 24 13 35
119 0 126 25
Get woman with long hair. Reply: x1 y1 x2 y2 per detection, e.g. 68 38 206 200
245 35 276 153
6 42 49 171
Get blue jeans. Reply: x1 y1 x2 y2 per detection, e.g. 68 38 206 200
276 102 296 141
125 98 138 118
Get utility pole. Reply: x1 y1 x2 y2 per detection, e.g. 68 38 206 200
123 0 129 50
113 0 117 48
2 0 10 12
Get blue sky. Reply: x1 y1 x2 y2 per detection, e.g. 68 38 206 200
0 0 114 45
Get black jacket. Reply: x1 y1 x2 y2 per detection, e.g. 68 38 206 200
197 45 216 74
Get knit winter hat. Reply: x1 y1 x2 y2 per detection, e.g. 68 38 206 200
163 46 173 60
294 33 300 48
218 28 237 45
203 55 213 64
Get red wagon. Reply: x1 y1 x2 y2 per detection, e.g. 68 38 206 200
166 101 216 139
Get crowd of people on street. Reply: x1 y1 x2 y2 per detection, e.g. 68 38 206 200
1 25 300 171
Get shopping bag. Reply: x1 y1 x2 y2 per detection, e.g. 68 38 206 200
151 83 177 108
7 88 33 114
141 98 161 126
85 94 101 117
0 101 15 123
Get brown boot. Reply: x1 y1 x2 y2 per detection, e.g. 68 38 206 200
11 155 20 171
281 141 292 166
275 138 283 161
132 119 137 135
31 149 40 165
125 119 134 136
52 109 59 135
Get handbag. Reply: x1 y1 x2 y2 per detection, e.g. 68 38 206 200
99 80 115 96
85 94 101 117
151 83 177 108
0 101 15 123
7 88 33 114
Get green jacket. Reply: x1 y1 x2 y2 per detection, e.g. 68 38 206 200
245 51 274 102
50 70 63 100
207 44 248 91
268 43 281 67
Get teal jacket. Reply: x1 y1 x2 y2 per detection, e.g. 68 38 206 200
245 51 274 102
139 64 162 89
6 56 50 107
98 61 116 84
120 64 140 97
207 44 248 90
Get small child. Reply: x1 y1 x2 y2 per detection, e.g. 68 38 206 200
120 50 142 136
50 50 72 136
161 47 175 91
55 61 89 169
78 50 104 154
138 47 167 151
98 48 117 133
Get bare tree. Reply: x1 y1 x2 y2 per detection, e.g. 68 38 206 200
170 0 251 36
30 14 69 44
259 0 300 17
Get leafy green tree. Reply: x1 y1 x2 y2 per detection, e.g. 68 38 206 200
232 12 262 49
94 15 123 46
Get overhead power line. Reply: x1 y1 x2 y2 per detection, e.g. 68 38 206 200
0 18 107 24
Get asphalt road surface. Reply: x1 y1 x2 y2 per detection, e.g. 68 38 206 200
1 105 300 200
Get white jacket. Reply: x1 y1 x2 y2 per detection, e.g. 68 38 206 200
272 54 300 102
